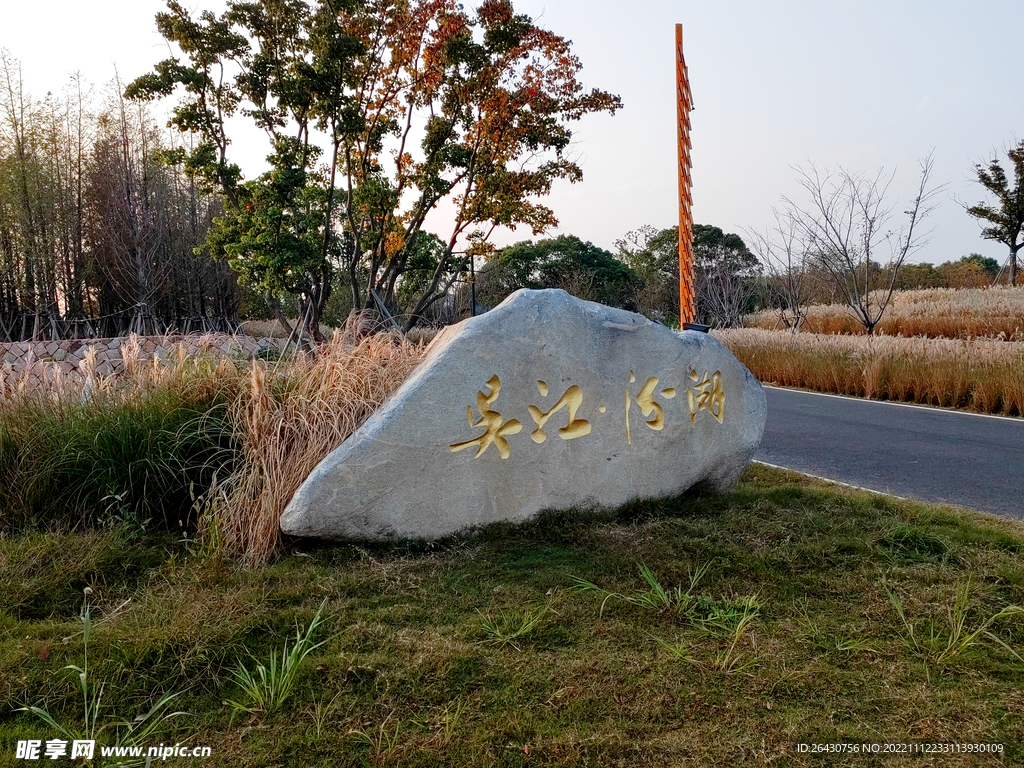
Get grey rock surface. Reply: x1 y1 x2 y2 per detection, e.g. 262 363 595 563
281 289 766 541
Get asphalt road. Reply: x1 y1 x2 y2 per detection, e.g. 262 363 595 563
755 387 1024 518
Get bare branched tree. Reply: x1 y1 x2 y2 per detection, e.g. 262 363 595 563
745 210 810 333
784 152 941 335
693 224 760 328
0 50 243 341
87 88 171 336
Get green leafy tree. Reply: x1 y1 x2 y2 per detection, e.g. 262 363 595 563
393 231 460 313
127 0 621 336
126 0 356 340
884 261 943 291
966 141 1024 286
692 224 760 327
615 224 679 322
478 234 638 309
618 224 759 327
203 139 336 341
937 253 1001 289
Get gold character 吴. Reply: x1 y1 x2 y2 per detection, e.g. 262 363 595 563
449 375 523 459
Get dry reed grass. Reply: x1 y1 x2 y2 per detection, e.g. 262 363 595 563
215 331 424 565
716 328 1024 415
746 285 1024 339
405 326 441 345
239 319 291 339
1 331 423 562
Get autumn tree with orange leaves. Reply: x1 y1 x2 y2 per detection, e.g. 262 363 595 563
127 0 621 337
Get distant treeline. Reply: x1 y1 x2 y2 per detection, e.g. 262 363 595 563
1 50 1005 342
467 225 760 329
883 254 1003 290
469 231 1009 330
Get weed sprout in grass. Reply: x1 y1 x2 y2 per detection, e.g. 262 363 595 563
875 525 953 565
225 599 331 716
575 564 764 673
347 711 404 767
796 599 877 654
883 578 1024 666
17 589 186 763
657 595 763 675
571 561 712 617
432 698 468 748
697 594 764 638
476 602 550 650
309 691 344 738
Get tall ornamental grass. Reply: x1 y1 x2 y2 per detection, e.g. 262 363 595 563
0 338 241 532
211 331 423 566
717 328 1024 415
0 332 423 563
746 285 1024 339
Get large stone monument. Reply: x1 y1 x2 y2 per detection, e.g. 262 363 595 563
281 289 766 541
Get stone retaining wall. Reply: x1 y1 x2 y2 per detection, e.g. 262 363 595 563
1 333 286 388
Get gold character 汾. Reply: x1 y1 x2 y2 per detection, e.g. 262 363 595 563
449 375 523 459
624 372 676 444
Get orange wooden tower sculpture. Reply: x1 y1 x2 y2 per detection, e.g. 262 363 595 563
676 24 695 326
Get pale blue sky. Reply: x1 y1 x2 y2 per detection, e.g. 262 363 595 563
4 1 1023 264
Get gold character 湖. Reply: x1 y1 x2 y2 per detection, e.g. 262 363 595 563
687 370 725 424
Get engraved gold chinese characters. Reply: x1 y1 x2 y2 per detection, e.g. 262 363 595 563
449 375 523 459
688 370 725 424
450 369 725 458
528 381 592 443
624 371 677 445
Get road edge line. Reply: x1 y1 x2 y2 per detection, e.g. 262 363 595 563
752 460 907 501
762 385 1024 424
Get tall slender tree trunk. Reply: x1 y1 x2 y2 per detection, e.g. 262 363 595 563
264 290 295 338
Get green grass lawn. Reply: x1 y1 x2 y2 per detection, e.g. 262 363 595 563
2 465 1023 767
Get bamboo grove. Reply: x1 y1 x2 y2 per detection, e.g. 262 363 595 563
0 51 241 341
